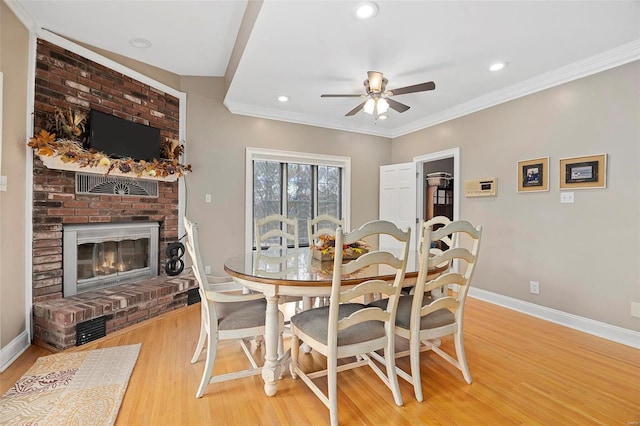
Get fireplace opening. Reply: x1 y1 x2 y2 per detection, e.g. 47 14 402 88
63 222 159 296
77 238 149 278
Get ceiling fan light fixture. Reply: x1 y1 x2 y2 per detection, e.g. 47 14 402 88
363 98 376 114
367 71 384 93
378 114 388 120
377 98 389 114
353 2 379 20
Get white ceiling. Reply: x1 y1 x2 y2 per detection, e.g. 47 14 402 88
10 0 640 138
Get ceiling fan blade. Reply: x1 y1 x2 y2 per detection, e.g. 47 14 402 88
388 81 436 96
321 94 364 98
345 101 367 116
386 98 411 113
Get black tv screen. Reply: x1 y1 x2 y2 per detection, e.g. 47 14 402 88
88 110 161 161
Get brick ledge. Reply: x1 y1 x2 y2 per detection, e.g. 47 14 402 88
33 274 197 350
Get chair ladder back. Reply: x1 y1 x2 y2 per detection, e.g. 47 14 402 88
419 216 453 253
255 214 299 252
307 214 344 246
183 218 219 333
329 221 411 335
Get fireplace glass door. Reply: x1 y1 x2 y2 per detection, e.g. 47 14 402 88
77 238 150 280
63 222 159 296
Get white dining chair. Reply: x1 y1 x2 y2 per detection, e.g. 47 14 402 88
371 220 482 402
307 214 344 247
255 214 309 312
184 217 284 398
255 214 299 252
307 214 344 307
418 215 453 255
289 220 411 426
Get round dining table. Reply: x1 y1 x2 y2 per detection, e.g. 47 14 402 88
223 247 445 396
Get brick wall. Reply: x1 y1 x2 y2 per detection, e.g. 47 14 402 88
32 39 181 303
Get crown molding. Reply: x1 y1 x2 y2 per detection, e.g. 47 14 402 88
224 100 393 138
229 40 639 140
391 40 640 138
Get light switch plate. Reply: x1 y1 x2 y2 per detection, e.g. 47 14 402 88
0 176 7 192
560 192 574 203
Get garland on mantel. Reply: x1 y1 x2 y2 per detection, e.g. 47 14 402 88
28 130 192 179
27 108 192 179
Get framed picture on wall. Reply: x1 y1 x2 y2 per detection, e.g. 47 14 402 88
517 157 549 193
560 154 607 190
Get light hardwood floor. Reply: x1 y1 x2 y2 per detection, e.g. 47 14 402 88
2 297 639 425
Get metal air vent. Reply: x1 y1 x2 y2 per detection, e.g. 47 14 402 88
76 316 106 346
76 173 158 197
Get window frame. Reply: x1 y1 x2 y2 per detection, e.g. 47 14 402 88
245 147 351 252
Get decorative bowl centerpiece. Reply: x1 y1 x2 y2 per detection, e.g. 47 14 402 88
312 234 369 262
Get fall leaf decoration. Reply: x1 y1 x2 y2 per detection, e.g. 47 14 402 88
313 234 369 260
161 138 185 160
28 130 58 156
46 108 88 141
28 130 192 179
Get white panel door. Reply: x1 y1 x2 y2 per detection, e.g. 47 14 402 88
379 162 417 250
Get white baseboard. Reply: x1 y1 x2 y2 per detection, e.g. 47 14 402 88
469 287 640 349
0 331 31 373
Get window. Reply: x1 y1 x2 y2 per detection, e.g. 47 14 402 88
246 148 350 251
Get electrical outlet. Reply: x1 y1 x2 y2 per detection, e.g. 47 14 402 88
631 302 640 318
204 265 211 275
205 194 212 203
530 281 540 294
0 176 7 192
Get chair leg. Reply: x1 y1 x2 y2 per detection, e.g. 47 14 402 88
191 315 207 364
410 333 424 402
196 330 218 398
386 337 404 407
454 331 472 384
328 355 338 426
289 333 299 379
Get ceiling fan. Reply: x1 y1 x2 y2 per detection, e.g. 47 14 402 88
321 71 435 117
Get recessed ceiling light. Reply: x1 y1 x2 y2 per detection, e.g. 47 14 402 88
378 114 388 120
353 2 379 20
129 38 152 49
277 95 289 102
489 61 507 72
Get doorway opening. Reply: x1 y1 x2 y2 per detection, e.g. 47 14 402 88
414 147 460 227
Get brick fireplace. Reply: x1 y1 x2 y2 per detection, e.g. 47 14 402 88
31 39 196 350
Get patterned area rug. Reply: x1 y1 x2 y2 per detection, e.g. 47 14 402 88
0 344 141 426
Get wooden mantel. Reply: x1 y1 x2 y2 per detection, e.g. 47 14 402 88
39 155 180 182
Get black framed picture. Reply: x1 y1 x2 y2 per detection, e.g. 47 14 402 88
560 154 607 189
565 161 598 183
517 157 549 193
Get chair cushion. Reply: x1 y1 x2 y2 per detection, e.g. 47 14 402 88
217 298 267 330
368 295 455 330
290 303 385 346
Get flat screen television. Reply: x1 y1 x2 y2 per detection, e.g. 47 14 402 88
87 110 161 161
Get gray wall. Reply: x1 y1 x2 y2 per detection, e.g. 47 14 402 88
392 61 640 330
1 2 637 358
179 76 390 275
1 2 29 349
